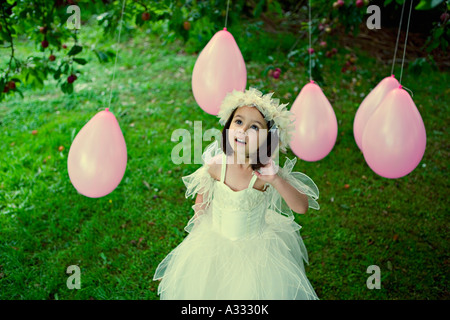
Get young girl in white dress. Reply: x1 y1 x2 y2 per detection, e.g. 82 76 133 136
153 87 320 300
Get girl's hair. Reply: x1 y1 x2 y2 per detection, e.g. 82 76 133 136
221 107 279 171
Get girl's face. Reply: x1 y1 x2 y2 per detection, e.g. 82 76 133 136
228 106 268 158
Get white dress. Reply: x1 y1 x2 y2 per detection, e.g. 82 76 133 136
153 141 320 300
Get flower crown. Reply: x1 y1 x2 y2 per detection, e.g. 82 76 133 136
217 87 295 153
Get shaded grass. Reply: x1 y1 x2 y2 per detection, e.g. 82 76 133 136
0 23 448 300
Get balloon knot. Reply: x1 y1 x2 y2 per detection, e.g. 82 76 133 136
310 80 314 84
106 108 109 112
223 27 227 31
398 85 402 89
391 74 395 78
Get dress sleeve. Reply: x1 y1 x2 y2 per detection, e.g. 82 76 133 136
266 156 320 220
181 140 223 232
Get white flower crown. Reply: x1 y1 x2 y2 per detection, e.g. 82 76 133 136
217 87 295 153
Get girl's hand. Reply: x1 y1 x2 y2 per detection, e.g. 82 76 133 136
253 158 280 184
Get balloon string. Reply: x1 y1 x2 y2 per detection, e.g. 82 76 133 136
399 0 413 85
224 0 231 29
308 0 312 81
391 0 406 76
107 0 127 111
401 85 414 97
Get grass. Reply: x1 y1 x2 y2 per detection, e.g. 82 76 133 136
0 23 448 300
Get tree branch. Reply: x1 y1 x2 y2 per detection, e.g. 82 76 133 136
134 0 148 12
0 2 15 78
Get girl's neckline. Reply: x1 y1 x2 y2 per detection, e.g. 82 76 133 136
217 179 267 194
218 153 267 193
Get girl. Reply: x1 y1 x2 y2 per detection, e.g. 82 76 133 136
153 87 320 300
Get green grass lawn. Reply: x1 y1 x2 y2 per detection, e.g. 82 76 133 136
0 23 448 300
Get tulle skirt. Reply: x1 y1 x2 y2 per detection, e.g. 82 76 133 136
153 209 319 300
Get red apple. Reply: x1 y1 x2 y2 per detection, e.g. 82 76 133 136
333 0 344 9
67 74 77 83
142 12 150 21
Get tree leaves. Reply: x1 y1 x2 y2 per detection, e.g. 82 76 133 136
415 0 445 10
73 58 87 65
68 45 83 56
61 81 74 94
93 49 116 63
385 0 445 10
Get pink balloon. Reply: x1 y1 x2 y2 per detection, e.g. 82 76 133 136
354 75 399 151
362 87 426 179
289 81 338 161
192 28 247 115
68 108 127 198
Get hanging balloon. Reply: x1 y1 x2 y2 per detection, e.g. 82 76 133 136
289 81 338 162
353 75 399 152
68 108 127 198
362 86 426 179
192 28 247 115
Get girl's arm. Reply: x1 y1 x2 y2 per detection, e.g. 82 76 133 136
270 175 309 214
192 162 217 219
254 160 309 214
193 192 209 219
191 162 217 220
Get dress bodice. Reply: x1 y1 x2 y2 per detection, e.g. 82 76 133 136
211 153 268 241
